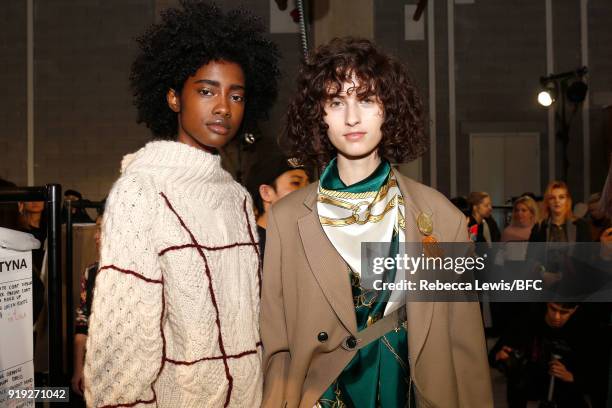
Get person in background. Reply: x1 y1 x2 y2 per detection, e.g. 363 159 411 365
527 182 609 404
497 195 540 335
467 192 502 333
527 180 590 291
490 302 589 408
63 189 94 224
502 195 539 243
529 181 590 244
468 191 501 244
584 192 610 242
246 155 309 253
71 214 102 401
17 200 46 271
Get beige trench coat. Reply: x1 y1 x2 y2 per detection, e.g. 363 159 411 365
260 170 494 408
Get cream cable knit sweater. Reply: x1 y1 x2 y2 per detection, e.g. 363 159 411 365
84 141 262 408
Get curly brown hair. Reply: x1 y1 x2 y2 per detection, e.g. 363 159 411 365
283 37 426 170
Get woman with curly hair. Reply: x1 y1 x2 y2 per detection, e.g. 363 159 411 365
83 1 279 407
260 37 492 407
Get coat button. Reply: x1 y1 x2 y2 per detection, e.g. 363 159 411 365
344 335 358 350
317 331 328 342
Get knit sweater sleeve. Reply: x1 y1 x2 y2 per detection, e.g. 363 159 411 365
84 174 164 408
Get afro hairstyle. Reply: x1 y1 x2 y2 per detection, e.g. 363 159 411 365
130 0 280 139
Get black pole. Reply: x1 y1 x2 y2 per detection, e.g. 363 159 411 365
557 80 570 182
65 199 74 378
46 184 63 386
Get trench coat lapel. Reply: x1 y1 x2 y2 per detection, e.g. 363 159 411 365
298 187 358 335
393 169 435 364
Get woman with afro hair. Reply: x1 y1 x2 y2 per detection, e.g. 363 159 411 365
84 1 279 407
260 37 493 407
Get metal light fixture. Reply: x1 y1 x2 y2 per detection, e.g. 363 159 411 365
536 66 588 181
537 82 557 107
537 66 588 107
566 80 588 103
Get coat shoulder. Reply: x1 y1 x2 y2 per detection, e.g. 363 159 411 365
269 183 317 220
396 173 465 221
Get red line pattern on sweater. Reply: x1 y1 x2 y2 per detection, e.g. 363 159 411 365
99 265 163 284
165 341 263 366
166 348 259 365
158 241 256 256
159 192 260 407
98 194 260 408
99 397 155 408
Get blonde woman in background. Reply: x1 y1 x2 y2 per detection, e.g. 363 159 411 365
528 181 590 244
502 196 539 243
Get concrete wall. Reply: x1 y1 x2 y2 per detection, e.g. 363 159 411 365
0 2 28 186
1 0 611 202
32 0 155 199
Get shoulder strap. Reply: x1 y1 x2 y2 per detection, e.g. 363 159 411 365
342 307 407 351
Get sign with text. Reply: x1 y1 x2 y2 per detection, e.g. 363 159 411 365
0 248 34 408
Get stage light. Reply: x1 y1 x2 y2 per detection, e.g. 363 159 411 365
538 90 554 107
537 66 588 107
537 82 556 107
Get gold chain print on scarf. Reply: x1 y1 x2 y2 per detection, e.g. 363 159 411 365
319 193 405 227
317 384 348 408
351 269 378 310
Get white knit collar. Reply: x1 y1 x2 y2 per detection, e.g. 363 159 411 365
121 140 231 185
